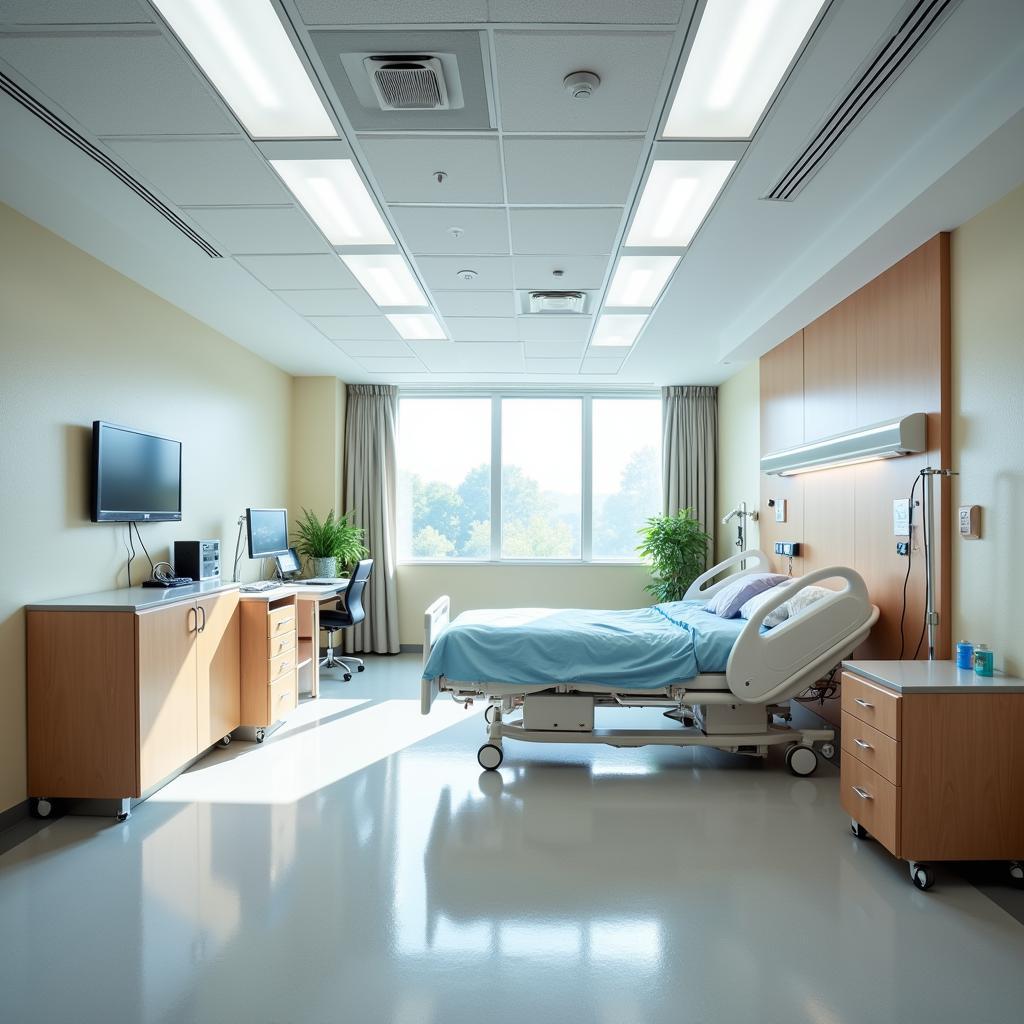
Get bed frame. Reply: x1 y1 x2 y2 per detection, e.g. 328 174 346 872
421 550 879 775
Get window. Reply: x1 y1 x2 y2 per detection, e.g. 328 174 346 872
398 393 661 562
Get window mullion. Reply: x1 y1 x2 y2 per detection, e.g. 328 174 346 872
582 395 592 562
490 395 501 561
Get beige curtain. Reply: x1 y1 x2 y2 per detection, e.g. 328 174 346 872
662 385 718 567
344 384 400 654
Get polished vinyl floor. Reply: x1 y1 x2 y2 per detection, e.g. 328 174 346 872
2 654 1023 1024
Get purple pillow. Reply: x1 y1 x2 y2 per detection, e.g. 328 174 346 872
703 572 789 619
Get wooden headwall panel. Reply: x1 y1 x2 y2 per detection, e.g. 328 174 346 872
759 235 951 705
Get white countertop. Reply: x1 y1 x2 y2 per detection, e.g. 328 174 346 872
843 659 1024 694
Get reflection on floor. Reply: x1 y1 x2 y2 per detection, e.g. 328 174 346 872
1 654 1022 1024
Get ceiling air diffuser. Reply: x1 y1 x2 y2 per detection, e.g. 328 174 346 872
364 55 449 110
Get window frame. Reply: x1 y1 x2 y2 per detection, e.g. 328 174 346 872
398 388 661 566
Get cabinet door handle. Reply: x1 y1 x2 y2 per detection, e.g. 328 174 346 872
852 786 873 801
854 738 873 750
187 607 197 633
198 605 207 633
854 698 874 709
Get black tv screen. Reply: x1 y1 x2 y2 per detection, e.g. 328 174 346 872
91 421 182 522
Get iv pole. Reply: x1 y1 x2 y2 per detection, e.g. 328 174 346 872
921 467 957 661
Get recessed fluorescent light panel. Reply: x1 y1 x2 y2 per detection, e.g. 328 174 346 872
271 160 392 245
664 0 826 138
386 313 446 340
152 0 336 139
592 314 647 348
606 255 680 308
342 255 427 307
626 160 734 247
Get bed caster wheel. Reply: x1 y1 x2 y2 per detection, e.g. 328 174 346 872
910 862 935 890
255 728 265 744
343 672 352 681
32 798 52 819
218 734 232 748
484 705 497 725
1009 862 1024 886
819 742 835 760
851 819 869 840
477 743 503 771
785 743 818 777
357 665 365 672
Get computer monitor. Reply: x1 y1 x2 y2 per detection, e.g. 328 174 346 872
275 547 302 578
246 508 289 558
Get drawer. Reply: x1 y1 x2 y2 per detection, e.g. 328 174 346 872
841 756 900 857
841 672 901 739
842 712 901 785
268 605 296 638
269 647 296 683
269 672 296 720
267 630 295 659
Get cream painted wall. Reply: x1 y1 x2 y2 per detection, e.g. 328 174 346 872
290 376 346 526
0 203 292 814
950 183 1024 675
715 360 761 562
397 564 652 646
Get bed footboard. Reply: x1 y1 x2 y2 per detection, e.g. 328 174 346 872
421 595 451 714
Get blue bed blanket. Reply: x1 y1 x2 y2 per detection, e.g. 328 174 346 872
421 601 746 690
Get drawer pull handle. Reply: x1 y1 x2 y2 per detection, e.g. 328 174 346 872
852 785 873 801
854 698 874 709
276 618 293 631
854 738 873 750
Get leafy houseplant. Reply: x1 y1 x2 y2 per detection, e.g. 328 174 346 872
637 509 711 603
292 508 368 578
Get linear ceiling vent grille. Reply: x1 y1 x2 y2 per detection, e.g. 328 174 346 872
0 71 221 258
528 291 586 314
764 0 963 201
364 55 449 110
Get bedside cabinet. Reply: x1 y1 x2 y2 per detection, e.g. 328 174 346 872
240 593 298 741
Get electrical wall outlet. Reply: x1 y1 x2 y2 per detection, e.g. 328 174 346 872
774 541 800 557
896 541 909 556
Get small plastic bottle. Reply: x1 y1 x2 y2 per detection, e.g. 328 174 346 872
974 644 994 677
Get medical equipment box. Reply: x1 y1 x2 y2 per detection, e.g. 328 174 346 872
523 694 595 731
694 702 767 736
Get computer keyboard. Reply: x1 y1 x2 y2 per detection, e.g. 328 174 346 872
239 580 281 593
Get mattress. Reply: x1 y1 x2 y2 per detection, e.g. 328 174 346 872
421 600 747 690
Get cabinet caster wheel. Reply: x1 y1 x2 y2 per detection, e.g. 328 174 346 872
851 819 869 839
116 810 131 823
343 672 352 681
785 743 818 777
32 798 52 819
484 705 498 725
1010 862 1024 886
910 862 935 891
255 728 265 744
218 734 232 748
819 742 835 760
477 743 503 771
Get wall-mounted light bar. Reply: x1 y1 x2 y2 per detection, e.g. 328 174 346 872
386 313 446 340
152 0 336 139
626 160 734 247
663 0 827 139
592 314 647 348
270 159 392 246
606 254 680 308
342 255 427 308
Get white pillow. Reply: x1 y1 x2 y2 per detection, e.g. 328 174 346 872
740 583 833 628
739 586 790 628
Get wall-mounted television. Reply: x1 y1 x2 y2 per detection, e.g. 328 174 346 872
91 421 182 522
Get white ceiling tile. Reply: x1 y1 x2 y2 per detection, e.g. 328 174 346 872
581 356 626 373
276 289 377 316
415 342 525 373
182 206 327 255
524 357 581 373
0 1 151 23
391 207 510 256
307 316 399 341
517 317 593 342
416 256 514 291
487 0 685 23
354 356 428 374
510 208 622 255
0 33 235 135
513 255 609 290
495 31 673 133
336 340 415 359
104 139 290 206
504 137 642 205
236 254 358 290
433 290 516 317
296 0 487 24
360 136 504 204
524 339 587 358
448 318 519 342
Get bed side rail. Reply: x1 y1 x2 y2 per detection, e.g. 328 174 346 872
726 566 877 704
421 595 451 715
683 549 769 602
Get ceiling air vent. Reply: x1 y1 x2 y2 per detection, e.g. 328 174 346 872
764 0 963 202
364 55 449 110
528 292 586 314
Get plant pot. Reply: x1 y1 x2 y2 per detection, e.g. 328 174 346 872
311 556 338 578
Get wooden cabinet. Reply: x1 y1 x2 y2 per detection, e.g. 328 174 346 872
241 594 298 729
197 591 241 750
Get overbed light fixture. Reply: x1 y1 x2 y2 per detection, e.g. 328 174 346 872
341 255 427 308
664 0 827 139
592 314 647 348
606 254 681 308
386 313 446 340
270 159 393 245
152 0 336 139
761 414 927 476
625 160 735 247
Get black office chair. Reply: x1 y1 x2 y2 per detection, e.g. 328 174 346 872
319 558 373 681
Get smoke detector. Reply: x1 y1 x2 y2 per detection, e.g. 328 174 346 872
563 71 600 99
364 55 450 110
528 291 585 314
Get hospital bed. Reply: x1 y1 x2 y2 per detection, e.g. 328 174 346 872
420 550 879 775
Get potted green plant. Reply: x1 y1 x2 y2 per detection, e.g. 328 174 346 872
292 508 368 578
636 508 711 603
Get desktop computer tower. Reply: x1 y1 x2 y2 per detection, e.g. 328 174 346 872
174 540 221 581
